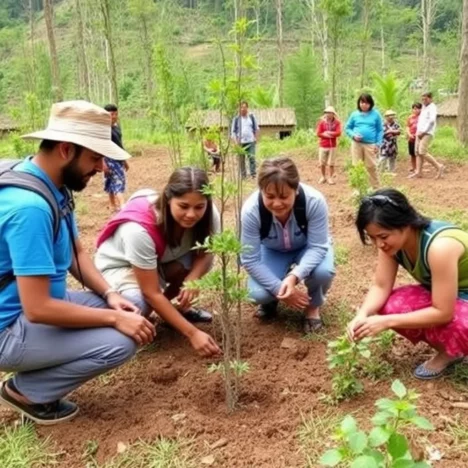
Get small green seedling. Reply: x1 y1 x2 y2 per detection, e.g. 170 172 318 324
320 379 434 467
327 335 372 402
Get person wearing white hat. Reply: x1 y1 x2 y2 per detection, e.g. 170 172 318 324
0 101 155 425
379 110 401 174
316 106 342 184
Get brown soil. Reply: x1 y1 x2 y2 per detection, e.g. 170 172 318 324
2 147 468 467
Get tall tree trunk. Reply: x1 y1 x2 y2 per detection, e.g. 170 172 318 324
360 0 372 89
44 0 63 100
380 0 386 73
139 13 156 127
458 0 468 144
29 0 37 91
276 0 284 106
331 21 338 106
421 0 438 90
99 0 119 105
75 0 91 100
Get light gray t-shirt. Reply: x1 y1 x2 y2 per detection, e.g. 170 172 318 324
95 194 221 292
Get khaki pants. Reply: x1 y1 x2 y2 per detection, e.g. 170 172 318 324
415 134 433 157
318 147 337 166
351 141 379 188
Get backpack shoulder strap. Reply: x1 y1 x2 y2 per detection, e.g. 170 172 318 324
250 113 258 132
258 192 273 240
0 160 61 239
294 185 308 236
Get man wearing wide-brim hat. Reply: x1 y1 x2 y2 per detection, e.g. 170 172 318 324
0 101 155 425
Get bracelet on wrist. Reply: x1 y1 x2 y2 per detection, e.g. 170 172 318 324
102 288 118 300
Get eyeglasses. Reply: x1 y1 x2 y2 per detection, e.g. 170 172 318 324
362 194 399 207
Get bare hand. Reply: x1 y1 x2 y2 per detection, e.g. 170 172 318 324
124 161 130 172
114 311 156 346
373 145 379 154
107 292 140 314
177 288 199 312
353 134 362 142
346 314 367 341
277 275 297 300
352 315 389 341
281 289 309 310
189 329 222 357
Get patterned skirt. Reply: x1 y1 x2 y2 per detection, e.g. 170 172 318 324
104 159 126 194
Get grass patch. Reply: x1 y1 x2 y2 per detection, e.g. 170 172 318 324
334 244 350 266
91 438 196 468
298 409 341 467
444 415 468 456
432 126 468 162
0 423 58 467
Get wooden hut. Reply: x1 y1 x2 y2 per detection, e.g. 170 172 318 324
437 97 458 127
186 108 297 139
0 116 19 138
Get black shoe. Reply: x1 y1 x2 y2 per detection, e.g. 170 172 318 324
183 308 213 323
0 380 79 425
254 302 278 320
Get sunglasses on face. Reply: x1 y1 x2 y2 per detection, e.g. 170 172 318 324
362 195 399 207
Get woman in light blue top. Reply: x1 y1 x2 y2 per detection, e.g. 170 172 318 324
345 93 384 188
240 157 335 334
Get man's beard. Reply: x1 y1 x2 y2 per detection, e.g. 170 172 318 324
62 157 96 192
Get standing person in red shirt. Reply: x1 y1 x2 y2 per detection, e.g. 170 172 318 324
406 103 422 174
316 106 342 185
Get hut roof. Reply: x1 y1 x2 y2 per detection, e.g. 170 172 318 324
0 116 19 131
186 108 297 130
437 97 458 117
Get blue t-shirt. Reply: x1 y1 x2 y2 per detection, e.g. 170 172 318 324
0 159 78 331
345 109 384 145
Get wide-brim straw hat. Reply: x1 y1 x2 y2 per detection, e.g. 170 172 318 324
384 109 397 117
324 106 337 115
22 100 131 161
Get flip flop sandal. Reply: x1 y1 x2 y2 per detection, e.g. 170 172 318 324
413 357 464 381
303 317 323 335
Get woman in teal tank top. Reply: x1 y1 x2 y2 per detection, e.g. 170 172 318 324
347 188 468 380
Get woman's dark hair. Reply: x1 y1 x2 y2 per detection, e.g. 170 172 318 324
356 188 431 244
104 104 118 112
357 93 375 111
156 167 213 248
412 102 422 110
257 157 300 193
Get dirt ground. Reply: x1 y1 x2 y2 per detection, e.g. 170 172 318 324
2 146 468 467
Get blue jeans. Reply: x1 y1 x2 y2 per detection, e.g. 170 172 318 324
0 290 141 403
239 142 257 178
248 246 335 308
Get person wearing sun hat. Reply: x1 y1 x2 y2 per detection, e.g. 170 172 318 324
379 109 401 174
316 105 342 185
0 100 155 425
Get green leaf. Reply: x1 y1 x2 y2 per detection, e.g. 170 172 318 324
391 380 407 398
413 462 431 468
372 412 390 426
360 350 371 359
410 416 434 430
388 433 409 459
350 455 380 468
348 431 368 454
341 415 358 435
369 427 391 447
392 460 415 468
319 449 343 467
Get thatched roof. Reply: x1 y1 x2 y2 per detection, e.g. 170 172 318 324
437 97 458 117
186 108 297 130
0 116 19 131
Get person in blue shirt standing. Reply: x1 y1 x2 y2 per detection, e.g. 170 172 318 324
231 101 259 179
345 93 384 188
0 101 155 425
241 157 335 335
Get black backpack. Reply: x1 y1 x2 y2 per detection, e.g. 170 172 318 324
0 159 75 291
258 185 308 240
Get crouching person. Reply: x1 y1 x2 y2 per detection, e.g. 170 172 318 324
95 167 221 358
0 101 155 425
240 157 335 334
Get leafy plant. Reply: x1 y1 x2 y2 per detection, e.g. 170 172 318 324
320 380 434 467
372 72 409 113
326 335 372 402
347 161 372 205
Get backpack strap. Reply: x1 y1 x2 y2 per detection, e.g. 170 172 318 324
258 185 308 240
250 113 258 133
0 159 69 292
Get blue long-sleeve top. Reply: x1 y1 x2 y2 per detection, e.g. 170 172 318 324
345 109 384 145
240 183 331 296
